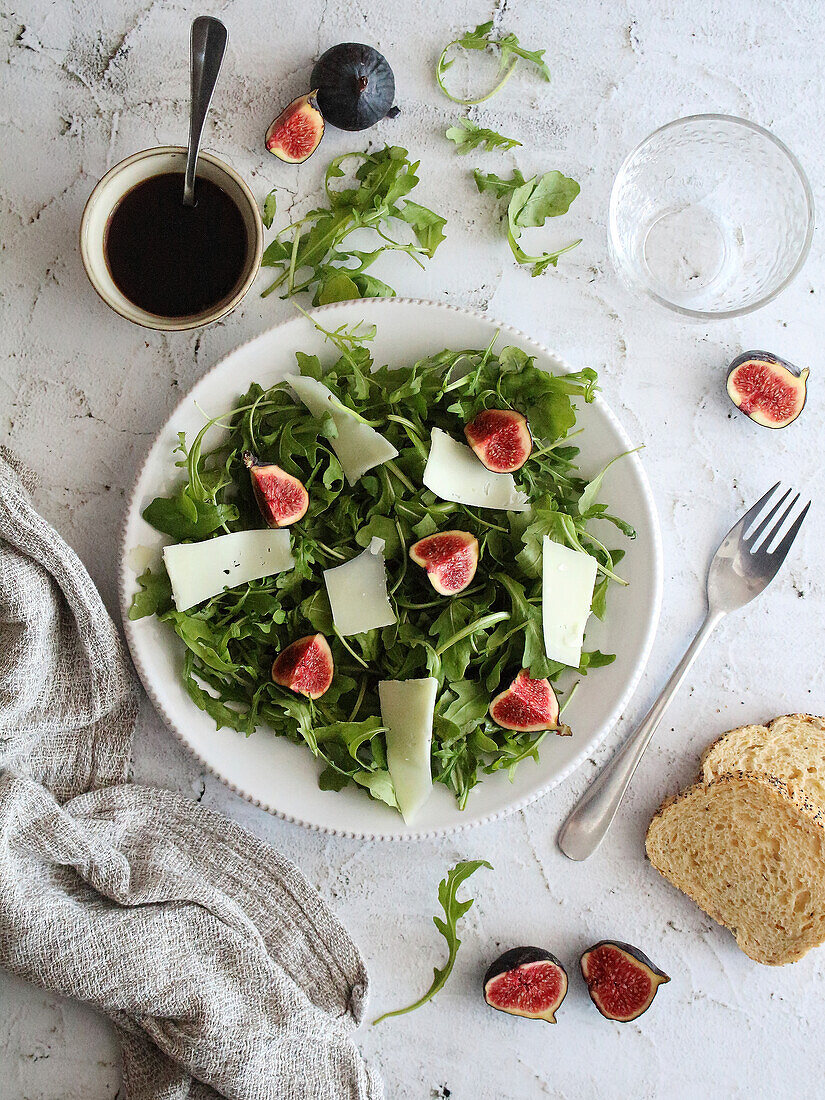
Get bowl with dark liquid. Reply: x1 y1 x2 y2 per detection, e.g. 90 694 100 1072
80 146 263 330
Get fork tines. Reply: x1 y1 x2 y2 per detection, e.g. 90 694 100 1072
744 483 811 559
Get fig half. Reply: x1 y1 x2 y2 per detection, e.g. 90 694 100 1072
272 634 334 699
484 946 568 1023
726 351 809 429
464 409 532 473
265 92 325 163
489 669 559 732
580 941 669 1022
409 530 479 595
243 452 308 528
310 43 395 131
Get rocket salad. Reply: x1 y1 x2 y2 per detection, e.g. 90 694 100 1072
129 317 634 817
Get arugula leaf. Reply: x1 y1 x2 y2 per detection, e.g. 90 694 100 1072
128 565 172 620
445 118 521 154
142 495 237 540
437 21 550 105
262 189 277 230
578 447 643 517
511 170 580 226
475 169 581 275
261 146 446 302
373 859 492 1023
473 168 528 198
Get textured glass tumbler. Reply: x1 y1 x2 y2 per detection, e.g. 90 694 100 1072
609 115 814 319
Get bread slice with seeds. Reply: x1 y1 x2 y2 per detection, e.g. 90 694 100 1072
646 771 825 965
701 714 825 810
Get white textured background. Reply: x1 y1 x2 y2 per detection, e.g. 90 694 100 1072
2 1 825 1097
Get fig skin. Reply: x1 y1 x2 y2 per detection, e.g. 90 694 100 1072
489 669 559 732
483 946 568 1023
409 530 479 595
243 452 309 528
310 43 395 131
464 409 532 473
272 634 334 699
726 351 809 429
580 940 670 1022
265 92 325 163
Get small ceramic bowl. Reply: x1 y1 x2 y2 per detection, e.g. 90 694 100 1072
80 146 263 331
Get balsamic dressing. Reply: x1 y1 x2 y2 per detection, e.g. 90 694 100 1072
104 172 248 317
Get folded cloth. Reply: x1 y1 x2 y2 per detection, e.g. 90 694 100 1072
0 449 383 1100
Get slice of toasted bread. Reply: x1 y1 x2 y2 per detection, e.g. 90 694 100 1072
702 714 825 809
646 771 825 965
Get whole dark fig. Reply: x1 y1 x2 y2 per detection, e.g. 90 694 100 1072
310 43 395 131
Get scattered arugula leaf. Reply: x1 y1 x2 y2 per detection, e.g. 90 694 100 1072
131 320 632 811
475 168 582 275
262 190 278 230
260 146 446 304
373 859 492 1023
445 118 522 154
437 21 550 105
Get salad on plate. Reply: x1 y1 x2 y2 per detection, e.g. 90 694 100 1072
129 316 635 823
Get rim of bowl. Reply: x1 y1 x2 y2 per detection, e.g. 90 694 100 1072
79 146 264 332
608 113 815 320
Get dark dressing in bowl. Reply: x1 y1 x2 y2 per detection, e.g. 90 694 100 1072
104 172 248 317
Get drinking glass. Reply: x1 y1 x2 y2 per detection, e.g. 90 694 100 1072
609 115 814 319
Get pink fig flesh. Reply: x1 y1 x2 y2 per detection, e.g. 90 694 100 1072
489 669 559 732
726 356 808 429
580 941 669 1022
244 452 308 527
464 409 532 472
409 530 479 595
265 92 325 163
484 947 568 1023
272 634 333 699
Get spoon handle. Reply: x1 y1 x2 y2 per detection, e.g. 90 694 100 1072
183 16 228 207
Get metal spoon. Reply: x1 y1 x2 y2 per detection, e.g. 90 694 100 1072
183 16 228 207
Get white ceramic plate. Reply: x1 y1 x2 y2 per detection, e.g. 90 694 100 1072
120 299 662 840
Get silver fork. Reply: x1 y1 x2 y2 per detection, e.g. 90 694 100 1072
558 484 810 861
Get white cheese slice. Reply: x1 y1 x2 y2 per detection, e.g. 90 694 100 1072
163 528 294 612
286 374 398 485
542 537 598 668
422 428 530 512
323 536 396 636
379 677 437 825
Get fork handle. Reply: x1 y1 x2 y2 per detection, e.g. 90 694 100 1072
557 609 724 861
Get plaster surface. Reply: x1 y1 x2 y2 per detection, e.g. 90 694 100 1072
2 1 825 1097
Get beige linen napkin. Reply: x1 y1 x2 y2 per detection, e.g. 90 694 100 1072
0 449 383 1100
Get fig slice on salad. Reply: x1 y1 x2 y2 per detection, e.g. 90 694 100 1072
409 530 479 595
484 947 568 1023
726 352 809 429
489 669 559 732
464 409 532 472
580 941 669 1022
265 92 325 163
272 634 334 698
243 452 309 528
